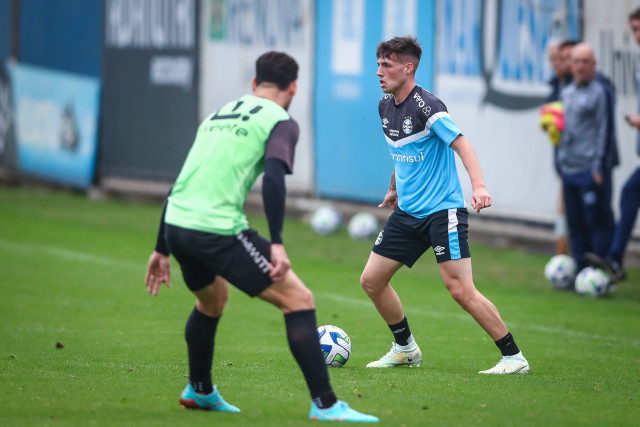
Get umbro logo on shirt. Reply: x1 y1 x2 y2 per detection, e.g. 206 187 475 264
434 246 446 256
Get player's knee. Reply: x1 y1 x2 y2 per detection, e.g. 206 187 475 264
450 290 472 308
196 299 226 318
446 281 474 307
284 286 314 312
360 272 379 296
299 286 315 308
217 295 229 314
217 290 229 308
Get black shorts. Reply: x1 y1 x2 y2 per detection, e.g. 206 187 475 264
166 224 272 296
372 208 470 267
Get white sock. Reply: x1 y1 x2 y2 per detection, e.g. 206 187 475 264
398 335 416 351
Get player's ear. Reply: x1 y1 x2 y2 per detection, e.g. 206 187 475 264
288 80 298 97
405 61 414 75
251 77 258 91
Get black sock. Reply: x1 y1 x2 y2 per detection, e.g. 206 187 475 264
388 316 412 346
495 332 520 356
185 307 219 395
284 310 337 409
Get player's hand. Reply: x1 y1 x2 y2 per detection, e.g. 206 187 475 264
471 186 492 213
145 251 171 296
269 243 291 282
378 188 398 210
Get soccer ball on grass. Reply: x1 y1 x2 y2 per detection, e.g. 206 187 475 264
317 325 351 367
347 212 379 240
310 206 342 235
544 254 577 290
574 266 609 297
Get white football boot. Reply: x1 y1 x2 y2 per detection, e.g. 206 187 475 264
366 341 422 368
478 351 530 374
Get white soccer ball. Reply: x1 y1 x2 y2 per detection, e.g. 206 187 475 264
574 267 610 297
347 212 379 240
310 206 341 235
544 254 577 290
317 325 351 367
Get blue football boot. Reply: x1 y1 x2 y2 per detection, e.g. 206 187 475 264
179 383 240 412
310 400 379 422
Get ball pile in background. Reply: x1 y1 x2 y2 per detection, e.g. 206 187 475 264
544 254 611 297
310 206 379 241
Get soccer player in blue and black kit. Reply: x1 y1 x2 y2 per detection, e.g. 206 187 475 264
361 36 529 374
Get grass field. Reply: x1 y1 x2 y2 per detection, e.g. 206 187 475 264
1 185 639 426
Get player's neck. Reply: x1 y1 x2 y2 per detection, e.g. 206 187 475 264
392 81 416 105
254 86 292 110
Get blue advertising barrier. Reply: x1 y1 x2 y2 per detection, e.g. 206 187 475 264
314 0 436 203
8 63 101 189
18 0 103 78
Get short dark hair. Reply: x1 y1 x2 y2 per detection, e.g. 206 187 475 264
630 7 640 21
376 36 422 71
255 51 298 90
560 39 580 50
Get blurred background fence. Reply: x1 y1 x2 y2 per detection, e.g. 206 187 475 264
0 0 638 255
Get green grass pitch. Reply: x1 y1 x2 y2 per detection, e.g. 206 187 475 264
0 185 639 426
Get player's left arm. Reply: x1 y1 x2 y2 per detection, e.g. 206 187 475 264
450 135 492 213
262 158 291 281
263 119 299 281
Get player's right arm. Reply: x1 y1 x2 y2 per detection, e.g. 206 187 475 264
145 195 172 295
378 168 398 210
145 250 171 296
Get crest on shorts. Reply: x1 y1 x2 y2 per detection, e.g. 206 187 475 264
375 230 384 245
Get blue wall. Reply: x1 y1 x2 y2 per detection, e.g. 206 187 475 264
19 0 102 77
0 0 11 61
314 0 436 203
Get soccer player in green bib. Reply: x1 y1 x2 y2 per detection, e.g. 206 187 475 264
144 52 378 423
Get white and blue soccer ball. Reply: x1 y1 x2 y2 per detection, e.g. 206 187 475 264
317 325 351 367
347 212 379 240
544 254 577 290
310 206 342 235
574 266 610 297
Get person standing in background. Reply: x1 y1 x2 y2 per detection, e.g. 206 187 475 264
586 7 640 282
557 43 616 271
548 39 619 268
543 39 574 255
547 39 575 103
